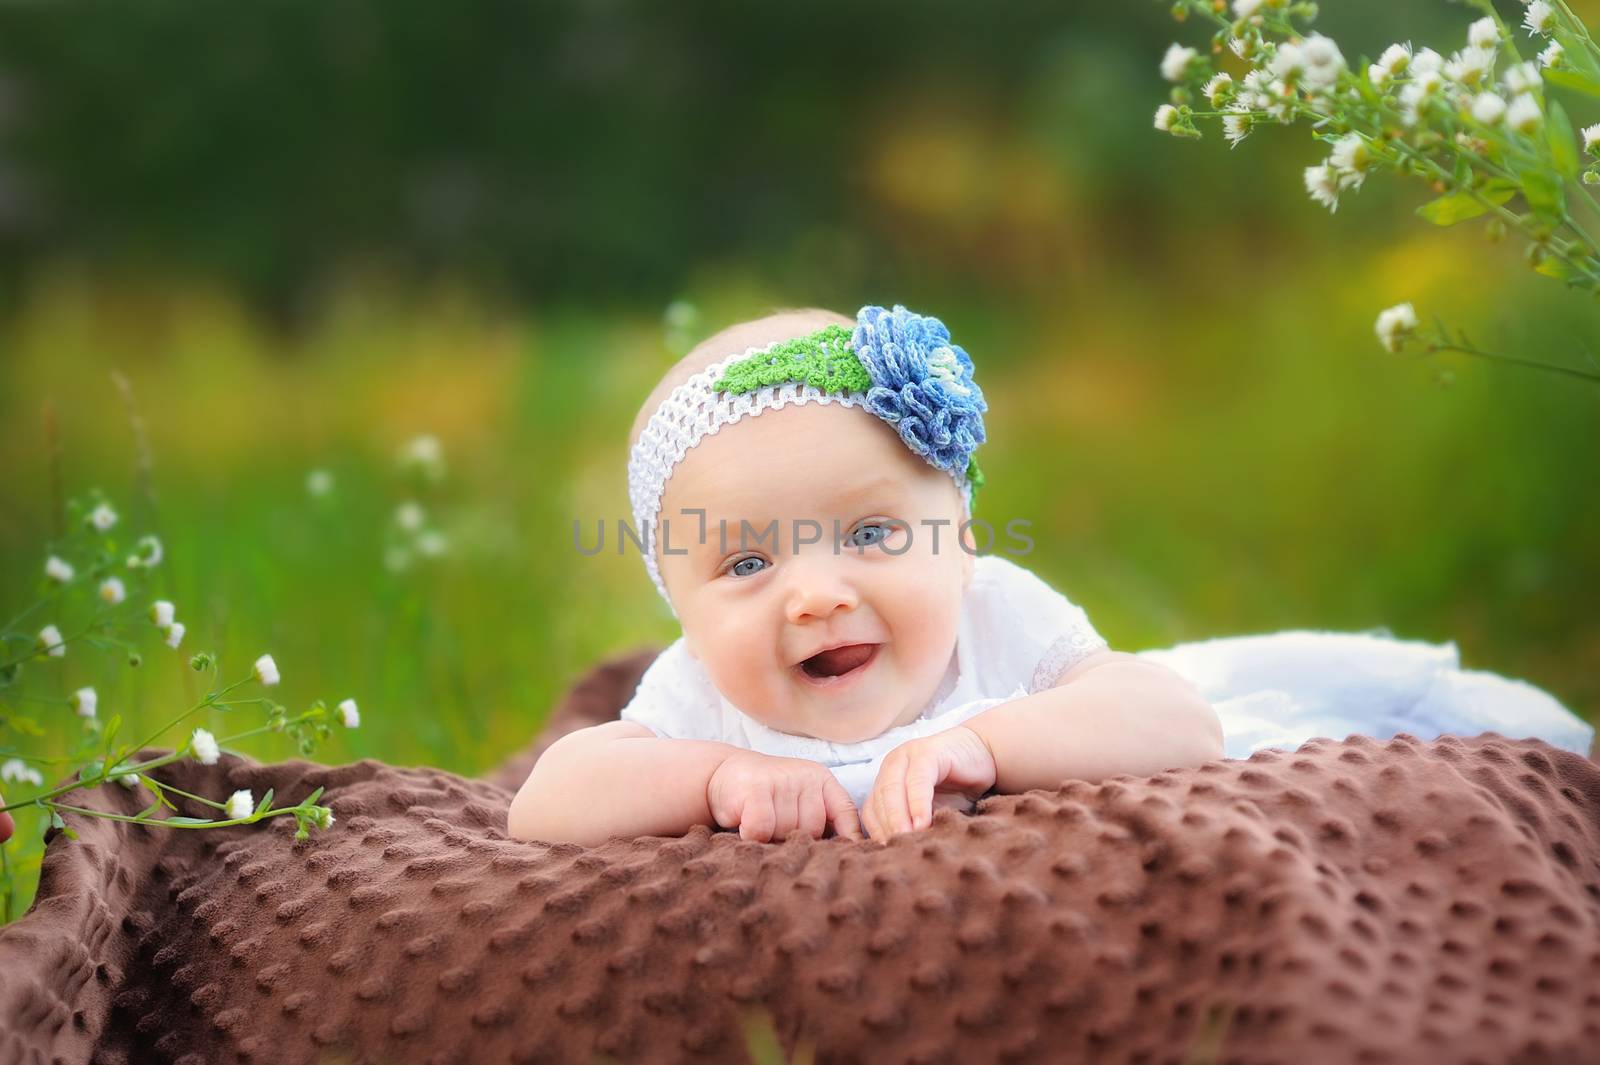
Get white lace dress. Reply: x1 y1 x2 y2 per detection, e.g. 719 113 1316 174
619 554 1595 814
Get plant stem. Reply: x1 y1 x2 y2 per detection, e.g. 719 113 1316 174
138 775 225 810
41 800 304 830
1550 1 1600 70
0 704 323 816
1425 339 1600 383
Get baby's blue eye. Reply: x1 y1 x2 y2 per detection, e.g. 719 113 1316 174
728 556 767 578
848 522 891 548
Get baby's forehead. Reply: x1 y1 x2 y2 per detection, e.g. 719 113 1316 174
667 403 948 517
629 310 854 451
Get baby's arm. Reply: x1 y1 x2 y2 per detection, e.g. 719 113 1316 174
507 721 863 846
966 650 1224 790
863 651 1224 837
507 721 735 846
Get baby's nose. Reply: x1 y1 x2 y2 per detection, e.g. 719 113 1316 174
783 557 859 623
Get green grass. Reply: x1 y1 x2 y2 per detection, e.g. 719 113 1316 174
0 248 1595 917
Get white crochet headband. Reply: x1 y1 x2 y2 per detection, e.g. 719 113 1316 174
627 305 989 616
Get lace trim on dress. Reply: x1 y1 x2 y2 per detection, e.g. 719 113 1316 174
1028 629 1108 695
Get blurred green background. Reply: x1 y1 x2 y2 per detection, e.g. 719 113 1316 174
1 0 1597 870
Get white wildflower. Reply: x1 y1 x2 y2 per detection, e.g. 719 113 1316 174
1223 108 1252 146
126 535 163 569
1400 71 1445 124
1235 67 1273 105
1412 48 1445 76
99 577 126 605
337 698 361 729
1583 123 1600 156
37 624 65 658
1445 47 1495 88
399 434 445 480
1304 163 1341 211
1300 34 1347 92
1472 92 1508 125
88 503 118 533
1505 61 1541 95
0 759 43 787
1468 17 1498 50
115 771 140 789
311 806 335 830
1269 41 1305 83
1227 36 1253 60
1507 92 1543 134
163 622 186 650
1523 2 1556 36
1161 43 1198 83
44 555 74 583
226 789 254 821
73 686 97 719
1329 134 1373 189
414 530 448 558
1369 43 1412 86
190 727 220 765
1154 104 1180 132
395 501 425 532
1375 303 1420 353
1232 0 1262 17
1203 73 1234 107
1266 79 1293 121
306 469 334 497
150 600 176 627
253 653 280 687
1539 40 1563 68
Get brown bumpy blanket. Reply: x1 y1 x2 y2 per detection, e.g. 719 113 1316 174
3 646 1599 1065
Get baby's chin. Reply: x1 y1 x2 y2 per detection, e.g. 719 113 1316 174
786 702 922 745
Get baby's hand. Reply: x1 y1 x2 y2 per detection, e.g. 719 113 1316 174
706 751 864 843
863 726 997 840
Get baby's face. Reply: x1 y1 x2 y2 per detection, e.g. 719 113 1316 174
658 402 973 744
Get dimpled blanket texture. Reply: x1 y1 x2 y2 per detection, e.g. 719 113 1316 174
3 649 1600 1065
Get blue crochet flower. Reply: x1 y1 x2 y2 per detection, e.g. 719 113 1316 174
852 304 987 479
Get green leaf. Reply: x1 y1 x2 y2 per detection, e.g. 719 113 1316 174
1548 100 1580 179
254 788 274 815
135 799 164 819
78 758 105 781
1535 256 1575 280
101 714 121 751
48 811 65 830
1521 169 1566 221
1417 185 1515 225
1544 68 1600 99
8 716 45 738
303 786 325 806
164 816 214 825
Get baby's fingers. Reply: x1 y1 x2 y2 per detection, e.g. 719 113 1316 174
821 776 863 841
739 790 776 842
871 759 912 839
905 754 938 832
795 778 827 840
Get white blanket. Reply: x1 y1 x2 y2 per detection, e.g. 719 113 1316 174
1134 629 1594 760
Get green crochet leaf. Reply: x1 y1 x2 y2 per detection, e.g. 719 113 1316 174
965 454 985 493
711 324 871 397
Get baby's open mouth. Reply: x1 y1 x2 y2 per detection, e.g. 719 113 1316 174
797 643 879 682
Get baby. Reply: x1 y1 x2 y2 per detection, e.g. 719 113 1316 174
508 305 1224 846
